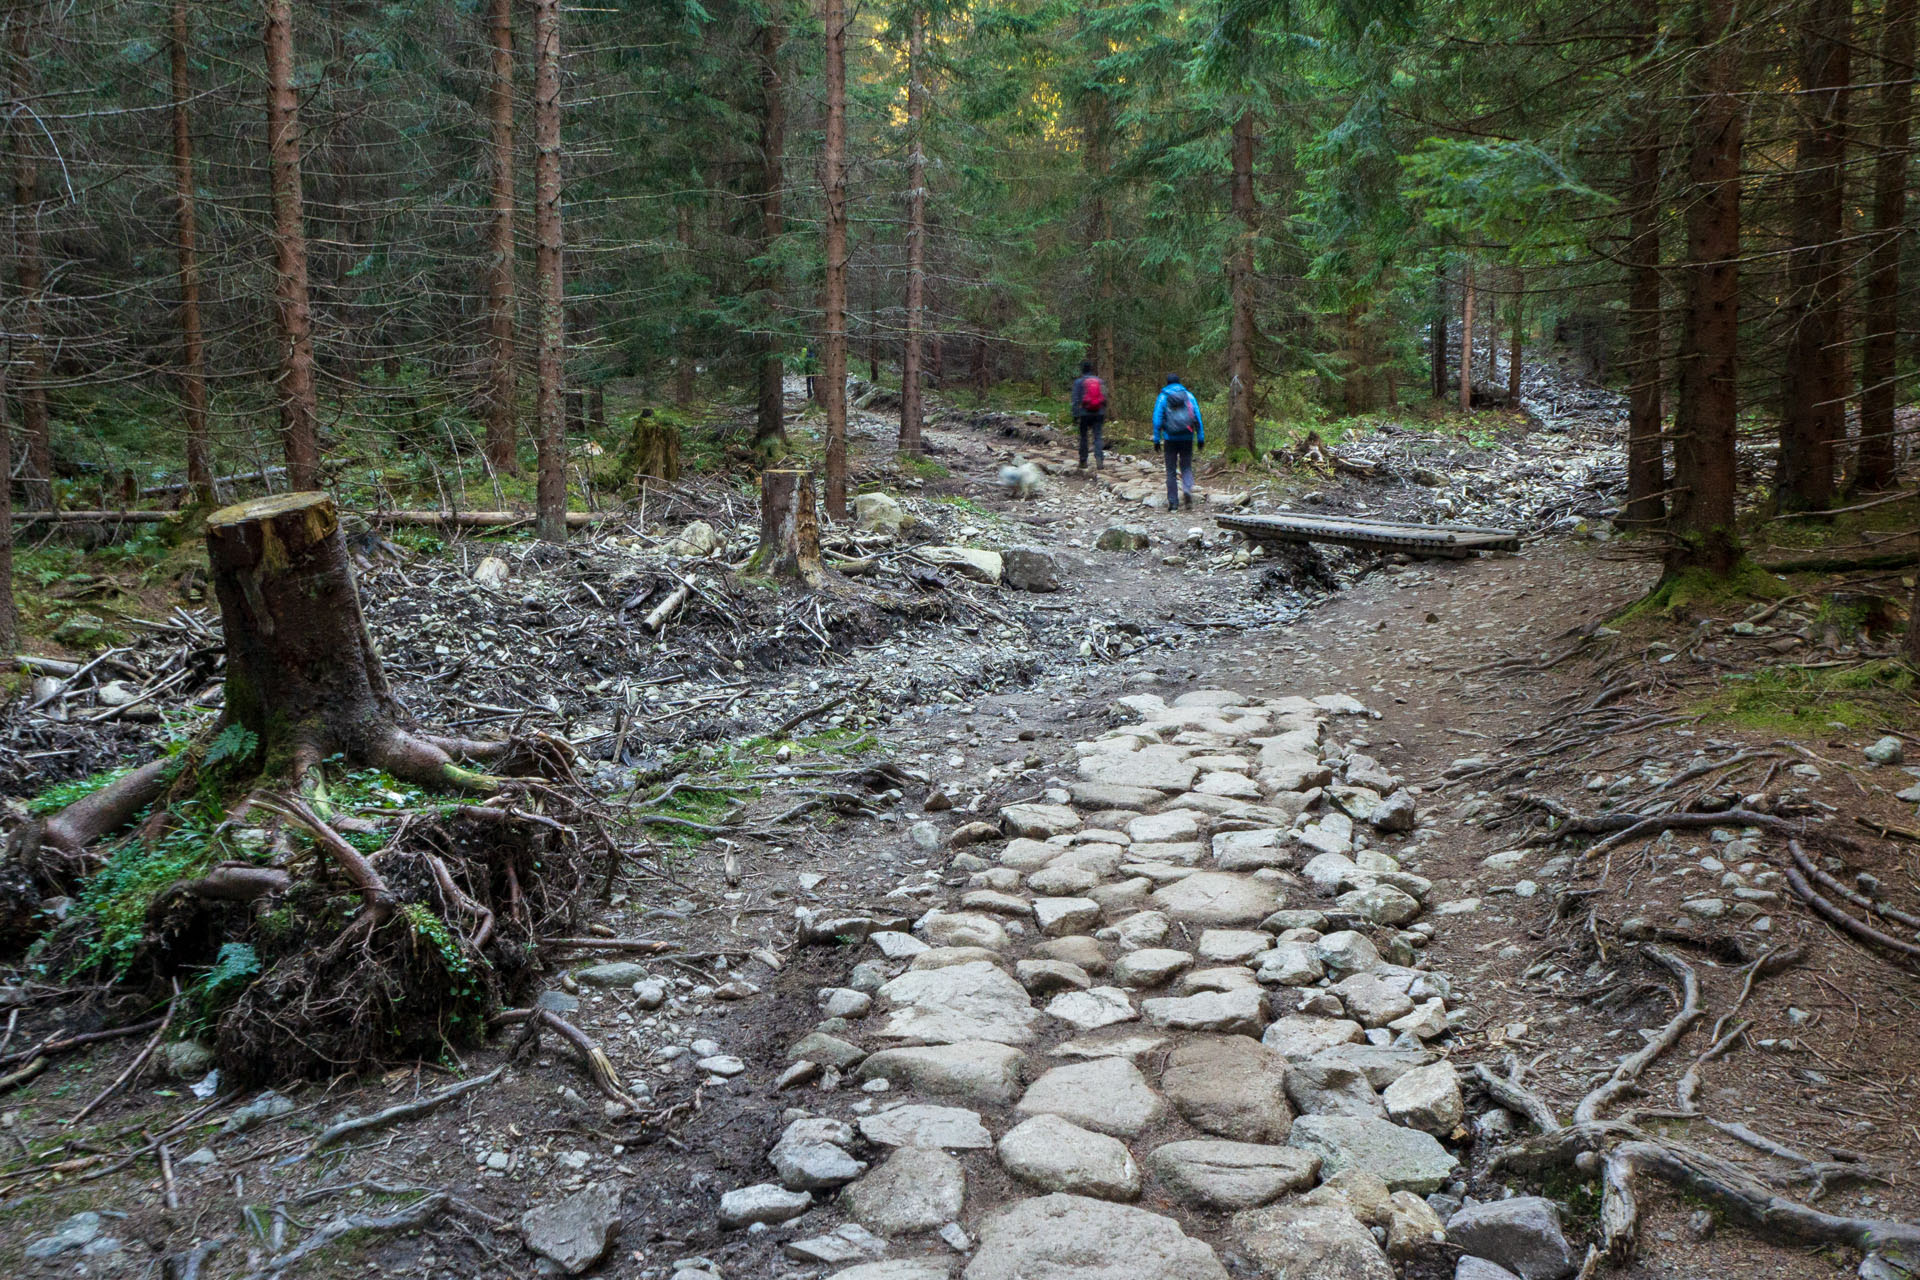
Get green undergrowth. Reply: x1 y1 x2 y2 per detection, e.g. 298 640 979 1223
26 765 139 816
1689 661 1918 734
1756 491 1920 552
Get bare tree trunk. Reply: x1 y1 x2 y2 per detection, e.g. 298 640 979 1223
899 5 927 456
483 0 519 476
1624 0 1667 528
264 0 320 491
1507 271 1524 404
1859 0 1914 492
7 6 51 512
1667 0 1744 575
821 0 849 519
531 0 567 542
168 0 212 505
1459 263 1475 413
1084 62 1116 390
1776 0 1851 513
1431 271 1449 400
753 20 788 450
750 467 822 585
0 370 14 659
675 205 696 406
1226 110 1259 455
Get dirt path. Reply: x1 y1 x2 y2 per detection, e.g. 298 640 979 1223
7 399 1920 1280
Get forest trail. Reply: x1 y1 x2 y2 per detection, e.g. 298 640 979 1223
7 383 1920 1280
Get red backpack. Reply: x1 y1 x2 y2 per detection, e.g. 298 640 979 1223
1081 376 1106 412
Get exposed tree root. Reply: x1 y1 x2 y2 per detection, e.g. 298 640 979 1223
308 1066 503 1152
1484 940 1920 1269
252 1191 450 1275
496 1004 646 1112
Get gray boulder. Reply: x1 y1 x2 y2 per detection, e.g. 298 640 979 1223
1160 1035 1294 1142
521 1183 623 1274
1232 1203 1393 1280
997 1113 1141 1201
965 1193 1228 1280
1004 546 1063 592
1457 1260 1524 1280
1148 1140 1319 1210
1446 1197 1576 1280
844 1146 966 1235
1284 1061 1387 1118
1095 525 1152 551
1286 1115 1459 1194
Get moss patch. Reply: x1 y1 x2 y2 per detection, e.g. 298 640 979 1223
1689 661 1918 734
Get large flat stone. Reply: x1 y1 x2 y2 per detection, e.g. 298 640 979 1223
877 962 1040 1045
1233 1203 1393 1280
1305 1042 1438 1089
914 911 1011 951
1046 986 1138 1031
1140 987 1266 1035
1069 781 1164 811
1446 1197 1576 1280
1128 810 1204 844
1148 1140 1319 1210
1197 929 1273 963
1160 1035 1294 1143
521 1183 622 1273
1034 897 1103 936
1016 1057 1163 1138
843 1146 966 1235
1286 1115 1459 1194
1002 803 1081 839
1149 872 1284 925
857 1042 1028 1105
857 1104 994 1150
1212 828 1290 871
1262 1014 1367 1061
964 1193 1229 1280
997 1113 1141 1201
1078 748 1199 793
1383 1060 1464 1136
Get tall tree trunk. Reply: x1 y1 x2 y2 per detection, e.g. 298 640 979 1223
1084 60 1116 389
1667 0 1743 574
899 5 927 456
8 5 51 511
675 205 696 406
1430 271 1449 400
264 0 320 490
483 0 519 476
0 370 14 658
820 0 849 519
753 20 788 450
1459 263 1475 412
531 0 567 542
1775 0 1851 513
1859 0 1915 492
169 0 212 505
1226 110 1259 455
1624 0 1667 528
1507 271 1524 404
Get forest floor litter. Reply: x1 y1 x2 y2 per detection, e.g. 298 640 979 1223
4 364 1920 1280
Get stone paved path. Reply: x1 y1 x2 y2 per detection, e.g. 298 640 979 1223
697 687 1558 1280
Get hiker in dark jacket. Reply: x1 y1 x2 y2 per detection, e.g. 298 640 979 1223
1152 375 1205 510
1069 360 1108 470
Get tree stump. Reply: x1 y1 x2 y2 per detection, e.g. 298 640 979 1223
207 492 493 787
615 411 680 485
751 467 822 584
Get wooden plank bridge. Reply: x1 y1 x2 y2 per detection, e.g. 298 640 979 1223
1214 511 1521 559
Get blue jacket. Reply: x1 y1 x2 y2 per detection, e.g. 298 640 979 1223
1152 383 1205 444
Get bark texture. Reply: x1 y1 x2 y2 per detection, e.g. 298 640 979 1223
532 0 567 542
753 468 822 585
1667 0 1743 574
1085 72 1116 398
170 0 211 504
1430 274 1448 400
899 6 927 457
1226 111 1259 455
1858 0 1915 492
753 20 789 451
1623 0 1666 528
1507 271 1524 405
264 0 321 491
483 0 519 476
0 371 13 659
8 5 52 512
1775 0 1852 513
821 0 850 518
1459 263 1475 413
207 493 487 790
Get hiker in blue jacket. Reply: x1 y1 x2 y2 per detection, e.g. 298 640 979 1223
1152 375 1205 511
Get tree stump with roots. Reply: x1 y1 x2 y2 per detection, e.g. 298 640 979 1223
206 492 498 789
751 466 822 584
3 491 582 1080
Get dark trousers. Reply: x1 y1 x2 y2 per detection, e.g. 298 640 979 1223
1076 416 1105 467
1164 437 1194 507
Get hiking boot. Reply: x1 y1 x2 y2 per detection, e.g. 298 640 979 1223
1183 493 1194 511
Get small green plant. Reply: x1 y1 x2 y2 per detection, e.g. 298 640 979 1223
402 902 485 1029
183 941 263 1030
72 809 231 975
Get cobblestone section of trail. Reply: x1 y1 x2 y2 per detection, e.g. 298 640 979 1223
678 688 1559 1280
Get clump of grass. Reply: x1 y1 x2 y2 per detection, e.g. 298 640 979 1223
1615 561 1791 624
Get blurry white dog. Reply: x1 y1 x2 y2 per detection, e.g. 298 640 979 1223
999 457 1044 498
